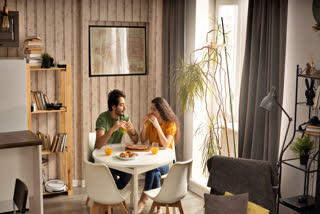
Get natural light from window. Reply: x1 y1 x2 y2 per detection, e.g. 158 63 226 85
190 0 245 195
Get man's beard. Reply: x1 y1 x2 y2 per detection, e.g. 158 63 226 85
115 108 124 116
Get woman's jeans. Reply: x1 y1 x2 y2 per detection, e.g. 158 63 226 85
144 165 169 190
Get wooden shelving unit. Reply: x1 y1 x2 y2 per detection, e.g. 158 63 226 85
26 64 73 196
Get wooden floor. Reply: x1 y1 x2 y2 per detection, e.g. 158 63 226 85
43 186 204 214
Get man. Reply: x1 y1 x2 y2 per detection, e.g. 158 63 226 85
95 89 138 189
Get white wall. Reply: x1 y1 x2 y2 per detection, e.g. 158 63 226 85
281 0 320 204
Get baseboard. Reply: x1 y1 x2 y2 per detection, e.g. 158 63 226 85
189 179 210 198
72 180 85 187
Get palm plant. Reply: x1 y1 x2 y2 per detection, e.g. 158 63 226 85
172 19 236 174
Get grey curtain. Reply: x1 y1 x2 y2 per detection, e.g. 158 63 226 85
238 0 288 163
162 0 185 161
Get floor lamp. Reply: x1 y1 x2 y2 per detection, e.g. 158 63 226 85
259 86 292 213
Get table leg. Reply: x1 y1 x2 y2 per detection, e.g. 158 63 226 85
133 170 139 214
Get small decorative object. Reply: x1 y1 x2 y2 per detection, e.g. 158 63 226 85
41 53 52 68
305 63 311 75
1 0 9 31
313 0 320 31
57 60 66 68
305 79 315 106
46 102 62 110
290 135 314 165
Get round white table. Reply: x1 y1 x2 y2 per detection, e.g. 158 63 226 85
93 144 175 214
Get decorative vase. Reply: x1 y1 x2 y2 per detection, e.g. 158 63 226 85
300 154 309 165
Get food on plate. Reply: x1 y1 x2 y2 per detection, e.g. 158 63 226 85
119 151 136 158
125 143 149 150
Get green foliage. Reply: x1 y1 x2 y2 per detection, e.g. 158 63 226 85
290 135 315 156
42 53 51 62
172 21 236 174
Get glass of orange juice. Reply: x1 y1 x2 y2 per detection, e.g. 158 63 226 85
104 145 113 156
151 142 159 155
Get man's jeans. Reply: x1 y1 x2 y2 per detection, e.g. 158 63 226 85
110 168 132 190
144 165 169 190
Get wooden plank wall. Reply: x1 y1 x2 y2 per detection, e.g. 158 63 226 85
1 0 163 181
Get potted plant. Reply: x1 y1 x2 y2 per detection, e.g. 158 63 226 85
290 135 314 165
42 53 52 68
173 20 236 174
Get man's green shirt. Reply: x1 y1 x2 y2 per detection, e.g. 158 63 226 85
95 111 130 147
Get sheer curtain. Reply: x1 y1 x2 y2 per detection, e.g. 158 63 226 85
238 0 288 163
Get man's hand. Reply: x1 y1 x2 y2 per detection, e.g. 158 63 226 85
126 122 136 136
111 121 126 132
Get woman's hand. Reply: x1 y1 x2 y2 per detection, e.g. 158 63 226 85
148 115 160 129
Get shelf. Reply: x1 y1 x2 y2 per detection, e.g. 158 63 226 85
281 158 318 173
279 195 315 211
31 109 67 114
298 74 320 80
43 190 68 197
42 150 67 155
30 67 66 71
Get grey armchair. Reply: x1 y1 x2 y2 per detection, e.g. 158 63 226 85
207 156 278 213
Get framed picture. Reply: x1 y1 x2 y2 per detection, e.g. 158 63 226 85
89 25 147 77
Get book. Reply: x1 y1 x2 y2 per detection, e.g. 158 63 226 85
306 124 320 133
25 49 43 54
25 53 42 59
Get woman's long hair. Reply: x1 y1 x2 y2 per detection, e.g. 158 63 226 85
152 97 180 143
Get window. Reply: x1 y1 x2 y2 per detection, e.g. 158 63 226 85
189 0 247 196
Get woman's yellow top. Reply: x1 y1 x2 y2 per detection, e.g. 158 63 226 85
145 121 176 149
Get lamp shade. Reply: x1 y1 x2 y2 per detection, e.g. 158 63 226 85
260 87 276 112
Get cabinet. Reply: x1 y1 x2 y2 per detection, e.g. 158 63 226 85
277 65 320 213
26 64 73 196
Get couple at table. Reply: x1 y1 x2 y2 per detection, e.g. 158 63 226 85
95 89 180 214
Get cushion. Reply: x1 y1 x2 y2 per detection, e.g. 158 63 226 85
204 193 248 214
225 192 270 214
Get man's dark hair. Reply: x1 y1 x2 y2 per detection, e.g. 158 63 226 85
108 90 126 111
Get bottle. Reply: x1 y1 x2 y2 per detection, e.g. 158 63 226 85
1 0 9 32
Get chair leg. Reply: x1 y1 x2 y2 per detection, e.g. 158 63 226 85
90 202 97 214
119 202 128 214
177 201 184 214
107 205 112 214
86 196 90 206
123 201 127 209
149 202 157 214
166 204 170 214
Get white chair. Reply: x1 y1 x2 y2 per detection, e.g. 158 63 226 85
86 132 96 206
160 141 176 184
84 160 131 214
144 159 192 214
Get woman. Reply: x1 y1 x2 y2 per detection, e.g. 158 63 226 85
137 97 180 214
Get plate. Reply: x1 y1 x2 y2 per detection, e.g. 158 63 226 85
115 152 138 160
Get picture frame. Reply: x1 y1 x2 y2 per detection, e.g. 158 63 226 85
89 25 147 77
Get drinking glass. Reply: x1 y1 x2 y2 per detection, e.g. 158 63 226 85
104 144 113 156
151 142 159 154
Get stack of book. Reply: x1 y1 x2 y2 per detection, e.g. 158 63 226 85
31 91 49 110
51 133 68 152
305 124 320 136
24 37 43 68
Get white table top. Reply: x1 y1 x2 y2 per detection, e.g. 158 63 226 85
93 144 175 169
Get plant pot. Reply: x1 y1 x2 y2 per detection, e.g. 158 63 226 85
42 61 51 68
300 154 309 165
